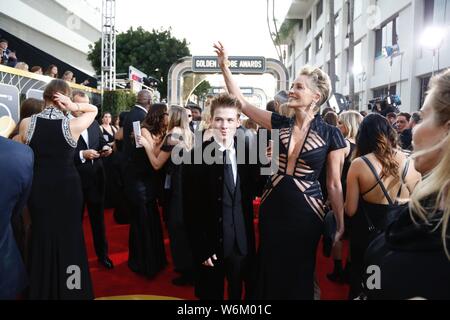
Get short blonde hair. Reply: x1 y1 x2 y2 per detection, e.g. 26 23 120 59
339 110 363 140
299 65 332 112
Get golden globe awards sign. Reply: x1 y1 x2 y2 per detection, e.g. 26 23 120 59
192 56 266 74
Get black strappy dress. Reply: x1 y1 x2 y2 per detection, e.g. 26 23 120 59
255 113 346 300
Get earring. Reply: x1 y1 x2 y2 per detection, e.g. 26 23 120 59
310 101 317 110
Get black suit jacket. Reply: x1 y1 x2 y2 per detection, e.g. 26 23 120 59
122 106 147 163
74 122 108 201
0 137 33 299
182 136 259 264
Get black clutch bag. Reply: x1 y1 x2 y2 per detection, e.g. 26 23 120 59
323 210 337 257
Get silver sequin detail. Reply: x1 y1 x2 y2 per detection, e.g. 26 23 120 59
25 114 37 145
61 117 77 148
26 107 77 148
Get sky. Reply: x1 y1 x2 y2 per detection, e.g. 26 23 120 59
87 0 292 99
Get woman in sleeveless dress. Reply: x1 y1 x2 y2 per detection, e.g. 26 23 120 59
138 105 195 285
127 104 168 278
214 42 346 299
18 79 98 299
100 112 116 208
345 113 421 298
327 110 364 282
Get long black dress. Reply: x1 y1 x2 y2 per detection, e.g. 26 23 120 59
348 155 409 299
100 125 116 208
160 134 194 275
256 113 346 300
26 107 93 300
127 140 167 277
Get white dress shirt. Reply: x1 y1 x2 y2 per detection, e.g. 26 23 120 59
218 140 237 185
135 104 148 114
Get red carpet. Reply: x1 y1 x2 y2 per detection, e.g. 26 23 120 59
83 203 349 300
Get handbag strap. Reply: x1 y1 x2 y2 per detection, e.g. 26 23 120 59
361 156 395 206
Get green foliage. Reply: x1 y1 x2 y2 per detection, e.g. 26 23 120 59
192 80 211 99
88 27 191 99
101 90 136 116
277 19 300 44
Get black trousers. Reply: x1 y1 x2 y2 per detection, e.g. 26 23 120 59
196 245 249 300
81 187 108 259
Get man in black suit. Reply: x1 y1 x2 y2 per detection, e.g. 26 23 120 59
72 91 113 269
0 137 33 299
121 90 153 272
183 93 259 300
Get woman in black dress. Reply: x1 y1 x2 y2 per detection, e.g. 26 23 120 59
138 105 195 285
345 114 420 298
18 79 98 299
214 42 346 299
327 110 363 282
100 112 116 208
364 69 450 299
127 103 168 278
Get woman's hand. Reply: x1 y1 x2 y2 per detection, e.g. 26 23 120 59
53 92 76 112
213 41 229 68
137 135 152 150
334 229 344 244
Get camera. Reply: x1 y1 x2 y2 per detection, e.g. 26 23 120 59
368 94 401 116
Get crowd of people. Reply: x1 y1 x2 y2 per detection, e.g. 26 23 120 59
0 38 90 86
1 41 450 300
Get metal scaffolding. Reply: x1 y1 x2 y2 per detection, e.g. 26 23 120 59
101 0 116 91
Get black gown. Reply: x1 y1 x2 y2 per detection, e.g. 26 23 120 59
160 134 194 274
26 107 93 300
127 141 167 277
100 125 116 208
256 113 346 300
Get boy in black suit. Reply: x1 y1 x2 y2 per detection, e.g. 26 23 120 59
183 93 259 300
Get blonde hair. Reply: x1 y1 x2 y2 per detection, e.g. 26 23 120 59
279 103 294 117
198 105 211 131
15 62 29 71
410 69 450 258
299 65 332 112
168 105 193 151
339 110 364 140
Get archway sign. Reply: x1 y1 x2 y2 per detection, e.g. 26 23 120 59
168 56 289 106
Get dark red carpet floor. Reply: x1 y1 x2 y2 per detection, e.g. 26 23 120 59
83 205 349 300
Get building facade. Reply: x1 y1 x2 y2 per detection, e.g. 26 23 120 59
0 0 101 75
281 0 450 112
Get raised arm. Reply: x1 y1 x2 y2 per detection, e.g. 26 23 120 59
53 92 98 140
138 128 171 171
214 42 272 129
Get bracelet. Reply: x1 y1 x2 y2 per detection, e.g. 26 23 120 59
223 60 231 68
